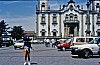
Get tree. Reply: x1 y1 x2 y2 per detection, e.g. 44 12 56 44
0 20 10 36
11 26 24 40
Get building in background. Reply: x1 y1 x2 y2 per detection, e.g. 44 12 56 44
36 0 100 39
24 31 35 36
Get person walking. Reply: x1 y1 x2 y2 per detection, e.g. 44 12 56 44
23 35 34 65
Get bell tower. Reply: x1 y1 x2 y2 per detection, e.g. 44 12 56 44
38 0 48 11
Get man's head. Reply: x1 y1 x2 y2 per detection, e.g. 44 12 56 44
24 35 31 41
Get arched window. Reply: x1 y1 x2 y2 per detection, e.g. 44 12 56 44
74 14 78 20
40 29 46 36
41 14 45 23
53 32 56 36
65 14 68 20
53 14 56 22
52 29 58 36
42 3 45 7
70 16 73 21
70 13 74 21
96 3 100 12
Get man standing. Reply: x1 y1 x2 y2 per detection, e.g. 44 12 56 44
23 35 34 65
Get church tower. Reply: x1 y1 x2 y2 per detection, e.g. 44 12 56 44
38 0 48 11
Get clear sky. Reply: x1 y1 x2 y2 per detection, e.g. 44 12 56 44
0 0 87 31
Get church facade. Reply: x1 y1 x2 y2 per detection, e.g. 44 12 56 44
36 0 100 38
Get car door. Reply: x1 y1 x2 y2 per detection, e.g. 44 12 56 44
88 40 99 51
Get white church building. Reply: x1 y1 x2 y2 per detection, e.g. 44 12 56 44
36 0 100 39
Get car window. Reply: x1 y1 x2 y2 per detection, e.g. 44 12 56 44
16 40 23 43
86 38 93 42
76 38 85 42
60 39 67 43
88 40 97 44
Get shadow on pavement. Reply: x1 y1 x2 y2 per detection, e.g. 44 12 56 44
31 62 37 65
72 55 100 59
57 49 72 51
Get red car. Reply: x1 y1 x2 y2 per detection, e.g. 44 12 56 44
57 39 72 51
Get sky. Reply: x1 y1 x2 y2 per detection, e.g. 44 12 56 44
0 0 87 32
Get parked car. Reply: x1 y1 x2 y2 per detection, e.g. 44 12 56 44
14 40 24 49
57 39 72 51
1 35 13 47
71 37 100 58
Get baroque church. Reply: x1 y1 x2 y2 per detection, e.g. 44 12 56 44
36 0 100 38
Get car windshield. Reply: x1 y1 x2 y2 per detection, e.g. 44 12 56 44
66 39 71 43
16 40 23 43
60 39 71 43
60 39 67 43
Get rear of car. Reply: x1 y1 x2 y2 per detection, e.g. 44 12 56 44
71 37 100 58
57 39 72 51
14 40 24 49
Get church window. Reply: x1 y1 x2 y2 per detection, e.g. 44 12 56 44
65 14 68 20
52 29 58 36
40 29 46 36
41 14 45 22
53 17 56 22
96 3 100 12
74 14 78 20
52 14 57 26
41 14 46 26
97 17 100 22
69 5 74 11
70 13 74 21
42 3 45 7
41 32 45 36
53 32 56 36
96 3 99 6
96 17 100 24
97 29 100 36
70 16 73 21
53 14 57 22
65 17 68 20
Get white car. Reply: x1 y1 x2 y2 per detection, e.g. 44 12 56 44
71 38 100 58
14 40 24 49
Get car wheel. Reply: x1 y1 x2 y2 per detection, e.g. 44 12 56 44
14 46 17 49
78 54 83 58
82 49 91 58
62 47 66 51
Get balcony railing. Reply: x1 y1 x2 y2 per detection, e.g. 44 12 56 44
52 21 58 25
63 20 79 24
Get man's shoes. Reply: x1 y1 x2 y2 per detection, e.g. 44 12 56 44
24 62 27 65
28 62 30 65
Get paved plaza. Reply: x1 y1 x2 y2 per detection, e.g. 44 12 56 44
0 44 100 65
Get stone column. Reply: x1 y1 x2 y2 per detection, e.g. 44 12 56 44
67 27 69 37
48 13 50 36
59 14 61 37
66 26 68 37
36 13 39 36
64 26 66 38
92 14 95 36
81 13 84 36
74 27 77 37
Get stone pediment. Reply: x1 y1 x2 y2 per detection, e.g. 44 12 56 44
59 2 83 13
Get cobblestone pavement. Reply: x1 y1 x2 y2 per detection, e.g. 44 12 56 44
0 44 100 65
